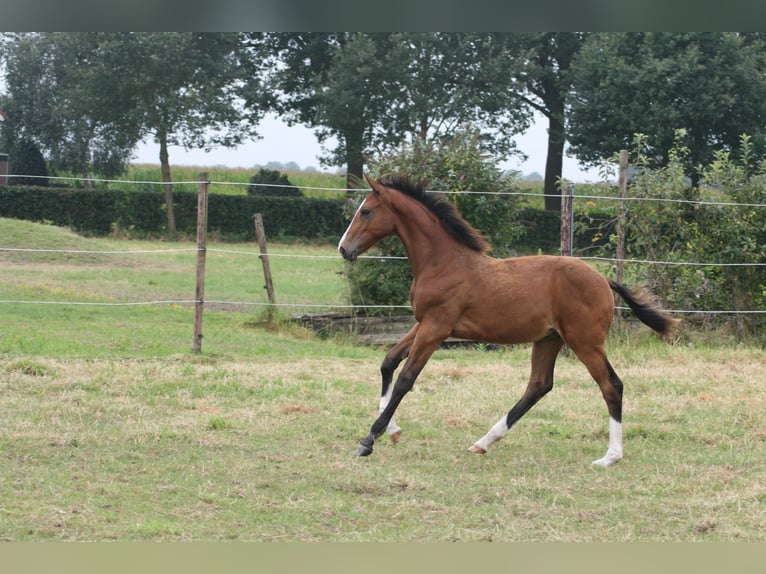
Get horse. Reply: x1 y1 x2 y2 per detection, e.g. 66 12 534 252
338 174 679 467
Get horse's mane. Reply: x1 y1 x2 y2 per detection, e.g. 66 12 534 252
379 174 490 253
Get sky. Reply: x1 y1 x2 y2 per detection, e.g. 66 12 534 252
132 110 612 183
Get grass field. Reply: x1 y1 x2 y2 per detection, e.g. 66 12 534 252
1 218 765 541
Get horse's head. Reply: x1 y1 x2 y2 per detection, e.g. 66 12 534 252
338 174 397 262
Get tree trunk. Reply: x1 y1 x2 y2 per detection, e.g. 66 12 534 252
543 111 565 211
344 125 365 193
158 133 177 237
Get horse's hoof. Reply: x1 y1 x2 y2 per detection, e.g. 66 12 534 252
390 430 402 445
591 456 621 467
355 443 374 457
468 444 487 454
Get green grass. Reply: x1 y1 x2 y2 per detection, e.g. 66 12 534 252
1 217 765 541
0 218 347 357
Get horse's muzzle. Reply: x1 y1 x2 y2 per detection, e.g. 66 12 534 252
339 245 358 262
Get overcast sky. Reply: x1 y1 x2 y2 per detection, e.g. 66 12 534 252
133 110 613 183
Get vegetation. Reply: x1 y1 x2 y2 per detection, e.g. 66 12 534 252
247 167 302 197
493 32 590 208
4 32 766 210
245 33 530 189
6 139 48 185
621 132 766 339
0 33 142 179
0 185 347 242
569 32 766 187
124 164 348 199
0 32 261 234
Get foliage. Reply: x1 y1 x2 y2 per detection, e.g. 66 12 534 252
568 32 766 186
246 33 530 187
123 164 347 199
493 32 590 207
0 185 346 242
695 134 766 338
0 33 143 179
615 131 766 341
0 32 262 234
120 33 259 162
113 32 261 234
344 129 524 314
247 168 302 197
8 139 48 185
343 242 413 315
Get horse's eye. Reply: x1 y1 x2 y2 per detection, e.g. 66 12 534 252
361 208 371 216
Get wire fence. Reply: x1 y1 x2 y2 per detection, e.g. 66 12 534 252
1 174 765 318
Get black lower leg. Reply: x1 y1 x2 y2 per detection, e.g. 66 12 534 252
355 371 415 457
503 389 550 429
504 366 555 428
605 360 623 423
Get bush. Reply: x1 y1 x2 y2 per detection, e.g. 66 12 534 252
247 168 302 197
344 237 413 314
9 140 48 186
616 131 765 341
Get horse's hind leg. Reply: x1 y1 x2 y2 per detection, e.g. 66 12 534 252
470 334 564 454
570 346 624 467
379 325 417 444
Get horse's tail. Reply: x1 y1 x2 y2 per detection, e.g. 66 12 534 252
608 280 680 339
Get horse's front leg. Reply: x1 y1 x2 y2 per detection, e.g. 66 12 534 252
378 324 418 445
356 321 446 457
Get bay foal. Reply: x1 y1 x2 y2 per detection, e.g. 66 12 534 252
339 174 678 466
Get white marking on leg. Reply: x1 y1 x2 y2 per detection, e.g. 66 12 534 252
592 417 623 467
470 415 509 453
379 384 401 438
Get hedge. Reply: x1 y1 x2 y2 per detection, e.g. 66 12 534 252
0 184 611 252
0 185 348 242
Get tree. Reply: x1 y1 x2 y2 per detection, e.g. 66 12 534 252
1 33 263 234
245 33 530 191
244 33 393 190
0 33 143 182
8 139 48 185
567 32 766 187
375 33 530 160
494 33 590 210
118 33 261 235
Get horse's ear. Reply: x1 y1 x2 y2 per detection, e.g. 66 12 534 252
365 174 383 196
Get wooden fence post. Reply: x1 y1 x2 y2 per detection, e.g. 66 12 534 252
253 213 276 318
560 182 574 256
615 150 629 316
192 173 209 353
